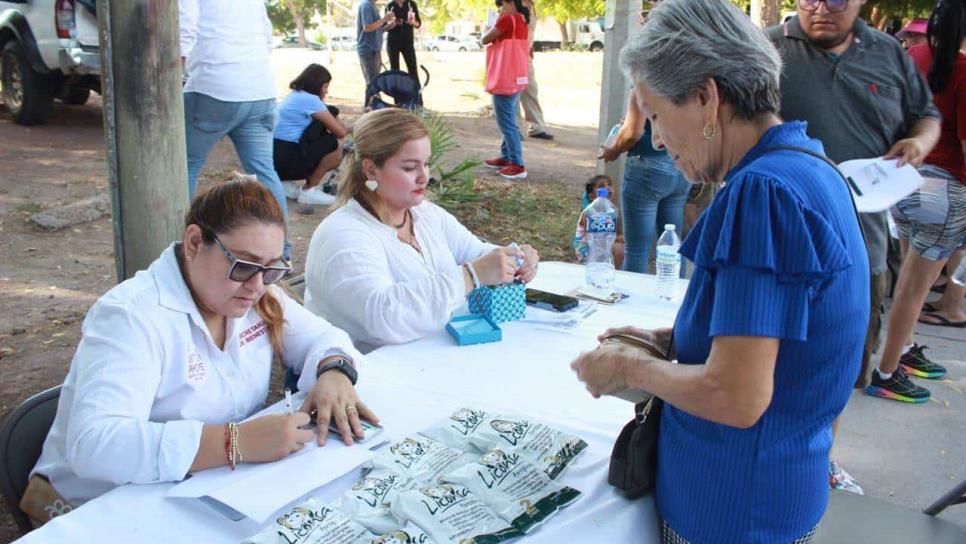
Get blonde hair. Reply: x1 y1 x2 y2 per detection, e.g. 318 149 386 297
336 109 430 220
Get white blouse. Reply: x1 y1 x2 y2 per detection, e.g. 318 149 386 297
304 199 498 351
32 245 364 504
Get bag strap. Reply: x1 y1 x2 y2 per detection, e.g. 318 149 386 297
760 145 867 247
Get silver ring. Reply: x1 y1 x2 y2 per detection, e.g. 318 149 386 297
345 406 358 415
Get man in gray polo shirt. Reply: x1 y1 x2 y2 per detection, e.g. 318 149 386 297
768 0 940 494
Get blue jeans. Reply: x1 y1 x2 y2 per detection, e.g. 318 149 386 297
492 93 523 166
183 92 290 259
621 154 690 274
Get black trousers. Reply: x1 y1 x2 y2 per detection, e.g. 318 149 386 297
387 40 418 80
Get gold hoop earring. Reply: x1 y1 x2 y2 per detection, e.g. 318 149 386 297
702 122 717 140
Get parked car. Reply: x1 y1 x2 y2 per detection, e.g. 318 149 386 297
0 0 101 125
329 35 356 51
275 35 324 50
425 35 480 52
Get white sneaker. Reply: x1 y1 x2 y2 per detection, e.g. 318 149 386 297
281 181 302 200
297 185 336 206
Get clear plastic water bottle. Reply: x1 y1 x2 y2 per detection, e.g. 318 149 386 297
952 258 966 287
599 123 621 156
656 224 680 300
585 187 618 291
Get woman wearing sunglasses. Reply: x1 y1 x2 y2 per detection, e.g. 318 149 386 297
27 176 377 511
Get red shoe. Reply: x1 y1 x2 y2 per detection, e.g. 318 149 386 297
498 164 527 180
485 157 511 169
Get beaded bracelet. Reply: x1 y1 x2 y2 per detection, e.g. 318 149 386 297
225 422 242 470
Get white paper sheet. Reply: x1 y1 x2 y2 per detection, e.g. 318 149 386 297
166 393 378 524
837 157 924 213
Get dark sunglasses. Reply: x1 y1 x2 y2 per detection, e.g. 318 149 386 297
798 0 849 13
210 235 291 285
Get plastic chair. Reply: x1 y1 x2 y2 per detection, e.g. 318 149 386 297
814 486 966 543
0 386 61 534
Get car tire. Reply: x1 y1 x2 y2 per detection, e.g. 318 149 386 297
459 47 466 52
589 42 604 52
60 86 91 105
1 40 54 125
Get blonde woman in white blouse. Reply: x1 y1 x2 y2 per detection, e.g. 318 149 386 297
304 109 540 351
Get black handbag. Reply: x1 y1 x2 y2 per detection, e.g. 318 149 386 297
602 333 670 499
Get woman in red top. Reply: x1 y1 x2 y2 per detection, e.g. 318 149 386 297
869 1 966 402
482 0 531 180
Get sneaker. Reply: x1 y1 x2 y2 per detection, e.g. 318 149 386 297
828 461 864 495
297 185 336 206
899 343 947 379
281 181 302 200
865 367 930 403
529 131 554 140
485 157 511 169
497 164 527 180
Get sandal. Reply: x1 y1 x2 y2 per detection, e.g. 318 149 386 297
918 312 966 328
922 302 939 313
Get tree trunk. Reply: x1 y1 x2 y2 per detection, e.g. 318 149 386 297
295 15 307 47
557 19 569 49
750 0 781 28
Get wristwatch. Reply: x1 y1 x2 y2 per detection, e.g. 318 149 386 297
316 357 358 385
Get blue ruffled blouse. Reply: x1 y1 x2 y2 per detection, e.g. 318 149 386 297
658 122 869 543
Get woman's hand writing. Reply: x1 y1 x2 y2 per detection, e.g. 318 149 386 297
237 413 314 463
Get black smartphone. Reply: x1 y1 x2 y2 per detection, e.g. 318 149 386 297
525 288 579 312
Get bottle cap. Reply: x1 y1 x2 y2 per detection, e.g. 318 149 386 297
596 187 609 198
664 224 675 230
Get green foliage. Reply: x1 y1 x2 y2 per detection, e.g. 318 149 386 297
267 0 327 35
540 0 605 24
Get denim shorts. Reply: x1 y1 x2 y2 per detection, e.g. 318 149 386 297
891 165 966 261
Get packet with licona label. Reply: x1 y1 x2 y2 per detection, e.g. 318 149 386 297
244 499 374 544
390 483 522 544
421 408 588 479
370 435 472 482
339 468 418 534
441 447 582 533
368 522 434 544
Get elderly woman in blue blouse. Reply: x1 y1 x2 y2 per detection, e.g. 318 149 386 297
571 0 869 542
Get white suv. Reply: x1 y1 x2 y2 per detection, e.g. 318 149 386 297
0 0 100 125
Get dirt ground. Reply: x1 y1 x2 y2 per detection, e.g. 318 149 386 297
0 50 602 541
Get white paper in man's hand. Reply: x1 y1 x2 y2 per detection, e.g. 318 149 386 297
837 157 924 213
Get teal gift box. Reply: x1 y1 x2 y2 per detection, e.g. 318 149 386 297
467 281 526 324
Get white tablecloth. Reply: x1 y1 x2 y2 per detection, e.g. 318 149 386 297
16 263 684 543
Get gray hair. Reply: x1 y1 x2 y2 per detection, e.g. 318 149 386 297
620 0 782 120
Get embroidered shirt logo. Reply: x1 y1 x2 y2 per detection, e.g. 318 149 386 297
239 321 267 348
187 352 207 385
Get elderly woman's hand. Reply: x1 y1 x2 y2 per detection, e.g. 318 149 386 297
598 143 622 162
598 326 674 358
515 244 540 283
571 343 643 398
302 370 378 446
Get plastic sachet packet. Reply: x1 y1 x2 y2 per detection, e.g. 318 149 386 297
422 408 588 479
244 499 373 544
371 435 472 482
441 447 582 534
340 468 418 534
391 483 522 544
369 522 434 543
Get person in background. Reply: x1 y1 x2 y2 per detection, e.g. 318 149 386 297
600 94 690 275
518 0 554 141
768 0 940 494
357 0 396 108
574 175 625 269
869 0 966 403
896 18 929 49
385 0 422 80
179 0 290 260
573 1 868 541
304 109 539 352
25 177 376 521
274 64 349 207
482 0 532 180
